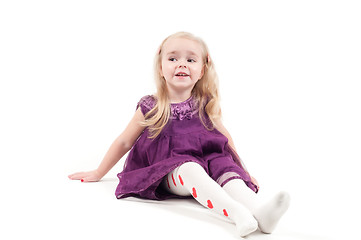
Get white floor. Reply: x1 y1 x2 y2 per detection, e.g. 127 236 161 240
62 178 359 240
2 171 356 240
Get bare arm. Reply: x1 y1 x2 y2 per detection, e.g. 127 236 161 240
214 118 259 188
68 108 146 182
214 118 237 152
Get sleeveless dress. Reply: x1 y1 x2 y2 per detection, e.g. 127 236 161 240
115 95 258 200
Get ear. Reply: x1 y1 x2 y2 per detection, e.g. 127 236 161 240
199 54 210 80
207 54 211 64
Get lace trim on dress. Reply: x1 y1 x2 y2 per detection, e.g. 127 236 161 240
170 96 198 120
138 95 199 121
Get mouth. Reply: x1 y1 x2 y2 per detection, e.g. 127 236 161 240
175 72 190 77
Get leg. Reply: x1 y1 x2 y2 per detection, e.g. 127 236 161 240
222 178 290 234
163 162 258 237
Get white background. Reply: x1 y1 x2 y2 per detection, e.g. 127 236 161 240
1 1 360 239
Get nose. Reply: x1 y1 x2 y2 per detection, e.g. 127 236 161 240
177 59 187 68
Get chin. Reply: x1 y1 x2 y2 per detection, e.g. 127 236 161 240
167 82 196 91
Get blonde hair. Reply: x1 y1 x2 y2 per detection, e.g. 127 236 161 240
142 32 221 138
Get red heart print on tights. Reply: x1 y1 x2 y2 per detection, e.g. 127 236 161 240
178 175 184 185
207 200 213 209
223 209 228 217
192 187 197 198
171 174 176 186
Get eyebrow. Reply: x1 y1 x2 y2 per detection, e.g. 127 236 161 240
166 50 199 57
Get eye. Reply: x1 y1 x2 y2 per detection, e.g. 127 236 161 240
188 58 196 63
168 57 177 62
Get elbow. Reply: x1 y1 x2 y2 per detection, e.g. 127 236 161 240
117 138 133 151
119 141 131 152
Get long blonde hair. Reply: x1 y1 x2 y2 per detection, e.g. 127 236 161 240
142 32 221 138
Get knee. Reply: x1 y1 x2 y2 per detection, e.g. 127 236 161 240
177 161 205 176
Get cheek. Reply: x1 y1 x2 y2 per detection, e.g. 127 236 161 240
164 66 174 77
191 65 203 78
160 63 170 76
161 66 176 81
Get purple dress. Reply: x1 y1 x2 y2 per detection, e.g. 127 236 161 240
115 95 258 200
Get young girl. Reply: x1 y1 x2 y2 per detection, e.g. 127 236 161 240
68 32 290 238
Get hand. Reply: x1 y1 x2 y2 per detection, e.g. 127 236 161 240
250 176 260 191
68 170 103 182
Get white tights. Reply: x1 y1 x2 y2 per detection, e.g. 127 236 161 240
162 162 290 237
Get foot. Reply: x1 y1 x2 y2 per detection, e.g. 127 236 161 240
253 191 291 234
235 217 258 237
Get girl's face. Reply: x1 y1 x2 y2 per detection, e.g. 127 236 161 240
160 37 204 95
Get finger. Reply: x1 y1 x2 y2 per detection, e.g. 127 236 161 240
68 172 86 180
68 173 78 179
82 176 99 183
68 172 80 180
81 177 94 183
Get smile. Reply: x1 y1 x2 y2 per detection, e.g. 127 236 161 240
175 72 189 77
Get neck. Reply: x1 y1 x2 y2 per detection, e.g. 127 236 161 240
168 90 192 104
